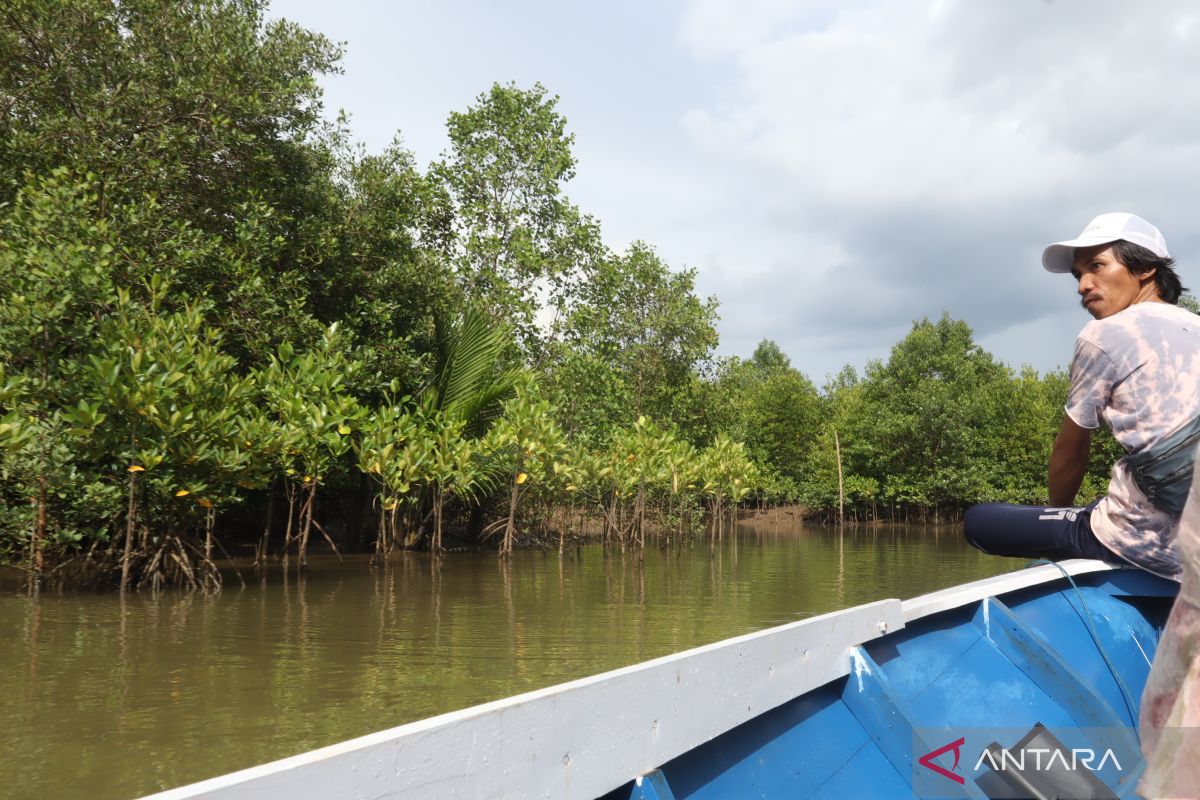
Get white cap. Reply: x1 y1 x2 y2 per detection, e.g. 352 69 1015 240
1042 212 1169 273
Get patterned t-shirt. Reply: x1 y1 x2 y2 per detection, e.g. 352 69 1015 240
1065 301 1200 579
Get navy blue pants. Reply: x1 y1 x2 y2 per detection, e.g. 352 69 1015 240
963 502 1123 564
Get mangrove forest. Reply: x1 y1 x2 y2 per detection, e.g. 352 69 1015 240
0 0 1141 591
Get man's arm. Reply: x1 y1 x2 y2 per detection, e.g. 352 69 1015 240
1048 414 1092 507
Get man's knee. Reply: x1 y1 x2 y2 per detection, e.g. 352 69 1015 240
963 503 1006 554
964 504 990 529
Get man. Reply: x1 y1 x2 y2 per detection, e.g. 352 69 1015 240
964 212 1200 579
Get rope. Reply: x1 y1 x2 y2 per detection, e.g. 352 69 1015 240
1024 559 1141 741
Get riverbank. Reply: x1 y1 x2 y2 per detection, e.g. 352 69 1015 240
737 504 809 525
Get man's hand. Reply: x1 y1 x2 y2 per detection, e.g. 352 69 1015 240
1048 414 1092 507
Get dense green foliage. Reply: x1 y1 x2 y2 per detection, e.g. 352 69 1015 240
0 0 1127 589
710 317 1121 522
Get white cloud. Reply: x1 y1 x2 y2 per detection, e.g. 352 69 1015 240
676 0 1200 379
268 0 1200 382
679 0 822 59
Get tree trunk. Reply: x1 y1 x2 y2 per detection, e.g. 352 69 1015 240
32 474 46 586
120 470 137 593
433 486 444 553
834 429 845 526
282 484 297 571
638 487 646 547
390 504 400 554
255 487 274 574
204 507 214 562
373 499 386 563
503 480 519 556
298 484 315 571
32 329 50 590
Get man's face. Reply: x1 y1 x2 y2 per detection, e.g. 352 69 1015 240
1071 244 1148 319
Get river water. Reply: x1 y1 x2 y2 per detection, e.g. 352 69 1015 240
0 522 1023 799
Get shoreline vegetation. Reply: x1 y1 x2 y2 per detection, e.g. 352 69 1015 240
0 0 1129 592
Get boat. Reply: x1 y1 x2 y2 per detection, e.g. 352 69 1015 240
144 559 1176 799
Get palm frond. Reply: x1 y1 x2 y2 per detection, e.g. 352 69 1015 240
426 306 522 435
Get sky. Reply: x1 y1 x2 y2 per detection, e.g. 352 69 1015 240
268 0 1200 385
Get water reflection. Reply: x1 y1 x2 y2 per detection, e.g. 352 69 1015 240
0 522 1022 799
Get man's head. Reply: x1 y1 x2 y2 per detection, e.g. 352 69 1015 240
1042 213 1185 319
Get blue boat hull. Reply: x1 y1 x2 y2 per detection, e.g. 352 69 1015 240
616 567 1176 799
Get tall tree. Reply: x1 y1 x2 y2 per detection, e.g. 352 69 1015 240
713 340 821 488
0 0 405 366
548 242 719 444
750 339 791 373
853 315 1013 512
433 82 602 352
314 141 457 394
0 0 340 226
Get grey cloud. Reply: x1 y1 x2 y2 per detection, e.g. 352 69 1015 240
678 0 1200 379
268 0 1200 384
929 3 1200 154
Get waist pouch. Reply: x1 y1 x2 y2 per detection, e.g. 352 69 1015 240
1126 415 1200 519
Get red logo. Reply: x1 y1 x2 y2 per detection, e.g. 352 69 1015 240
919 737 966 785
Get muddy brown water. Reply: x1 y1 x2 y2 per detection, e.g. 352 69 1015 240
0 522 1023 799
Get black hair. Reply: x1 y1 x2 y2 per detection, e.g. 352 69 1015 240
1111 239 1186 304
